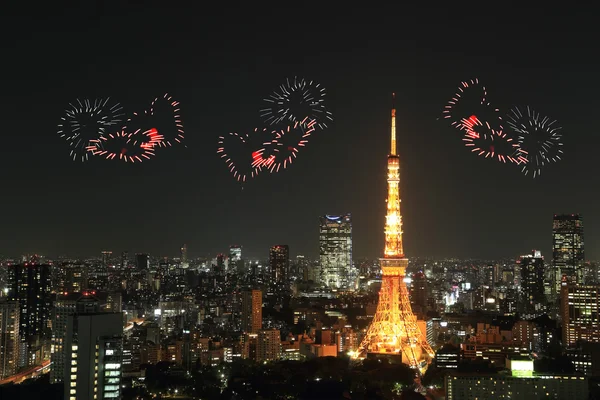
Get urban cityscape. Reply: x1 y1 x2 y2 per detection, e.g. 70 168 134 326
2 3 598 400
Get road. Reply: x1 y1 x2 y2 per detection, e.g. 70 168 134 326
0 360 51 385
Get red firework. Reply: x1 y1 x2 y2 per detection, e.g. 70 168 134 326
442 78 503 136
462 119 527 164
122 93 184 147
217 128 271 183
89 129 163 163
263 117 316 173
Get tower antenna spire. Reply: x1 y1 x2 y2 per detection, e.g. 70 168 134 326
391 92 396 156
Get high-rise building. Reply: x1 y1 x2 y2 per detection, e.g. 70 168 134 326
411 271 429 315
0 301 20 379
269 245 289 284
180 244 188 268
319 214 353 289
561 284 600 347
552 214 584 294
57 263 89 293
257 329 281 362
101 251 112 267
229 245 243 272
50 292 101 383
135 253 149 270
64 312 123 400
241 290 262 334
8 263 52 367
120 252 128 269
519 250 546 318
355 94 434 372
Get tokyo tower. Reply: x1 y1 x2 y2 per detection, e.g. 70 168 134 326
354 94 434 372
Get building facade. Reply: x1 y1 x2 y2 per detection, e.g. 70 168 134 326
319 214 353 289
552 214 584 294
561 284 600 347
0 301 20 379
241 289 262 334
269 245 289 284
64 312 123 400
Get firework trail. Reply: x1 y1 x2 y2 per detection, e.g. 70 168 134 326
89 129 163 163
57 98 124 162
442 78 503 139
260 77 333 130
506 106 563 178
123 93 184 148
217 127 272 183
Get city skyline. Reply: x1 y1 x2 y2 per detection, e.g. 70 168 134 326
1 4 598 260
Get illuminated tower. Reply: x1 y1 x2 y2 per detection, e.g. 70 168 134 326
355 94 434 371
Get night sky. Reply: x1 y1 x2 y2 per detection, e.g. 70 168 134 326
1 3 598 260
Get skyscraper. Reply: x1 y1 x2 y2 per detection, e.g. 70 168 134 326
518 250 546 318
0 301 20 379
8 262 52 367
269 245 289 284
319 214 352 289
552 214 584 294
180 244 188 268
64 312 123 400
241 289 262 334
135 253 149 270
229 245 243 272
561 284 600 347
50 292 101 383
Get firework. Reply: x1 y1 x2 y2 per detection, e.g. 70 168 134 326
442 78 503 138
263 117 316 173
123 93 184 147
462 119 527 164
259 77 333 130
217 127 272 183
89 129 163 163
506 106 563 178
57 98 124 161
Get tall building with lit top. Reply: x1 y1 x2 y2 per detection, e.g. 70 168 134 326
269 245 289 284
319 214 352 289
552 214 584 294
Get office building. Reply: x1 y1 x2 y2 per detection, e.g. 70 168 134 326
229 245 243 272
50 292 100 383
269 245 289 284
445 358 588 399
519 250 546 318
64 312 123 400
8 263 52 367
0 301 20 379
135 253 149 270
241 289 262 334
257 329 281 362
561 284 600 347
319 214 353 289
552 214 584 294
